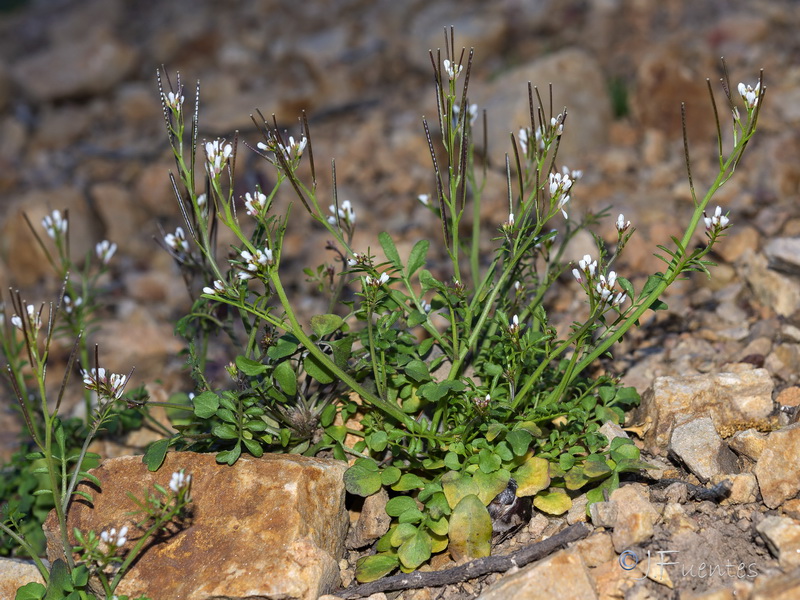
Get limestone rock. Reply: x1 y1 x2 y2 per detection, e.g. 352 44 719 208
738 249 800 317
755 423 800 509
750 569 800 600
12 30 137 102
728 429 769 462
475 47 613 164
634 369 774 456
0 558 45 600
44 452 349 600
608 484 660 552
346 487 390 549
669 417 739 482
756 516 800 570
476 549 597 600
711 473 759 505
764 237 800 277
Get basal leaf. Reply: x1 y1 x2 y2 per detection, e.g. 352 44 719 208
533 490 572 515
514 456 550 496
343 458 382 496
192 391 219 419
448 494 492 561
398 528 432 570
355 554 399 583
273 361 297 396
441 471 479 509
386 496 418 517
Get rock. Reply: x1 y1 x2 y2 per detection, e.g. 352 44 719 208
44 452 349 600
574 531 615 568
11 30 138 102
755 422 800 509
589 501 617 529
765 343 800 384
711 473 759 505
608 484 660 552
634 369 774 456
669 417 739 482
566 494 589 525
728 429 769 461
475 47 613 164
756 516 800 570
764 237 800 276
599 421 630 447
475 549 597 600
346 487 391 549
738 249 800 317
750 569 800 600
0 558 46 600
590 557 640 599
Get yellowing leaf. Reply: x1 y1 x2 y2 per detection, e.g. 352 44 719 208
514 456 550 496
448 494 492 561
472 469 510 505
441 471 479 509
533 490 572 515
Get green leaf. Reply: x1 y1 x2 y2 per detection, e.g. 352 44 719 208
379 231 402 269
444 451 461 470
15 582 46 600
610 437 640 463
390 522 417 547
392 473 426 491
311 314 344 337
478 449 502 474
486 423 506 442
398 507 425 524
366 431 389 452
419 380 465 403
404 360 431 383
398 528 432 570
303 353 335 384
212 423 238 440
386 496 418 517
355 554 399 583
381 466 402 486
44 559 72 598
343 459 382 496
533 490 572 515
72 490 93 504
273 361 297 396
242 438 264 457
448 495 492 561
325 425 347 443
583 454 613 478
193 391 219 419
235 355 268 376
267 336 299 360
320 404 337 427
514 456 550 496
617 276 635 299
216 444 241 465
77 471 101 488
143 438 170 471
424 491 451 519
71 565 89 587
406 239 429 278
564 466 589 490
506 429 533 456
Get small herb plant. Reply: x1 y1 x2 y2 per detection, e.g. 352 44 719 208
148 32 762 580
0 221 191 599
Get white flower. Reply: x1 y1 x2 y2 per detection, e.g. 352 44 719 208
205 139 233 175
100 526 128 548
328 200 356 226
595 270 625 306
82 368 127 400
513 280 521 292
262 135 308 162
202 280 226 296
572 268 582 283
11 304 41 332
738 81 761 109
244 191 267 217
518 128 529 155
443 59 463 80
557 195 570 219
616 214 631 233
551 113 565 136
42 210 67 239
163 91 184 113
365 272 390 287
238 247 273 276
506 213 515 227
417 194 430 206
453 103 478 126
549 171 574 196
578 254 597 277
63 295 83 315
421 301 432 313
169 469 192 493
164 227 189 253
95 240 117 265
703 206 731 231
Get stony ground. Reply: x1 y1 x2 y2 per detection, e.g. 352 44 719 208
2 0 800 599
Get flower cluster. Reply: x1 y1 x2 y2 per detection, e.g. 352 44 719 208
244 190 268 218
549 167 579 219
162 90 184 113
42 209 67 239
81 367 128 400
572 254 626 308
169 469 192 494
572 254 597 283
453 103 478 127
473 394 491 411
10 304 42 332
703 205 732 241
595 271 626 307
236 248 273 280
99 526 128 549
202 279 227 296
327 200 356 227
205 139 233 176
365 272 390 287
63 295 83 315
257 134 307 165
507 314 522 337
443 59 462 80
615 214 631 234
164 227 189 253
738 81 761 110
95 240 117 265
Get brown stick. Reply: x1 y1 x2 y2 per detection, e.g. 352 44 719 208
335 522 591 599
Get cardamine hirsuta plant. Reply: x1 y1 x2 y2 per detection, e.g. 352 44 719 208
150 30 762 580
